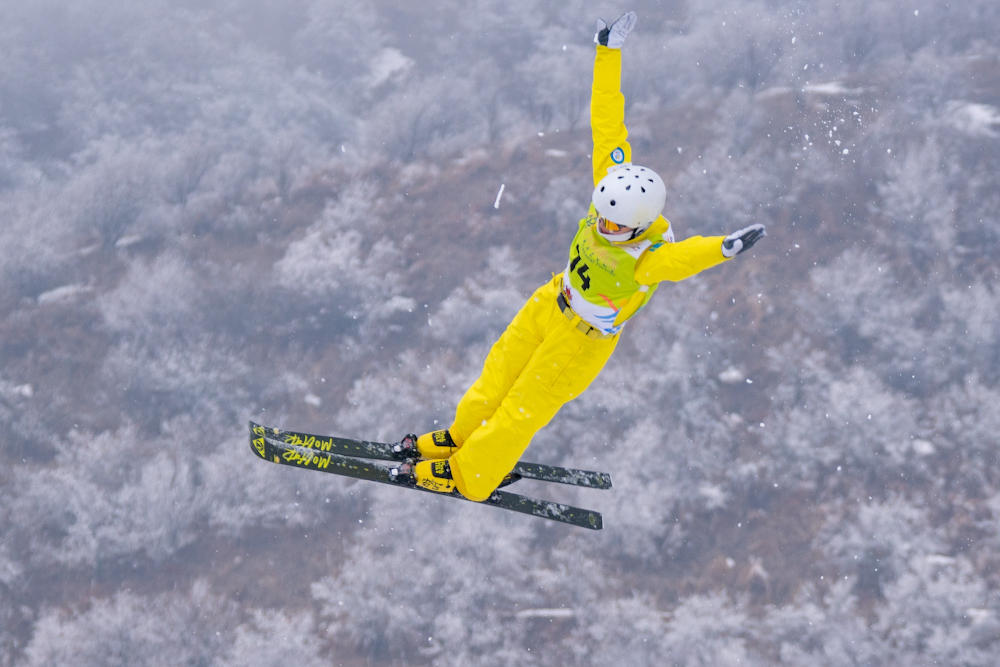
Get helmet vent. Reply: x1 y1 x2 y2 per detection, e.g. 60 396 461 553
648 178 654 182
617 175 624 179
610 200 616 206
625 185 631 190
600 186 605 192
641 187 645 192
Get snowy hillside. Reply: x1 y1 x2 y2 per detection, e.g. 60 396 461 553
2 1 1000 665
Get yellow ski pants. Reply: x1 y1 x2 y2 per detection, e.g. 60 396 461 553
447 275 618 501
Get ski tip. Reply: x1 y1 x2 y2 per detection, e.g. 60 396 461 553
248 421 269 459
249 435 267 459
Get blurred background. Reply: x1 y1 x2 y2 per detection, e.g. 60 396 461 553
1 0 999 665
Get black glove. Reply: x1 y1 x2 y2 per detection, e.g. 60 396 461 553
722 224 766 258
595 12 637 49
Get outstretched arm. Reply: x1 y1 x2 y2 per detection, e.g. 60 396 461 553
591 13 636 186
633 235 729 285
633 224 768 284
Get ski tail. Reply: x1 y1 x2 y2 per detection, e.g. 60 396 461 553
488 489 603 529
513 462 612 490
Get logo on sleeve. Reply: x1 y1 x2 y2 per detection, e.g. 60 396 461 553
610 147 625 164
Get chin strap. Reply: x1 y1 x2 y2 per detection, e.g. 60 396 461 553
626 225 646 241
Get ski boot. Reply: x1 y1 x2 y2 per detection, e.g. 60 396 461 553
414 459 457 493
389 459 457 494
414 429 459 459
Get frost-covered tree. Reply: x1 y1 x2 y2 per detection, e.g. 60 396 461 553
22 584 237 667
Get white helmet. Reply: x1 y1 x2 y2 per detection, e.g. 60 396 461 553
592 164 666 233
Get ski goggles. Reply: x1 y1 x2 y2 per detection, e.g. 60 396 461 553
597 216 631 234
597 216 644 243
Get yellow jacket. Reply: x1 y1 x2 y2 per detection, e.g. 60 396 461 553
582 46 729 326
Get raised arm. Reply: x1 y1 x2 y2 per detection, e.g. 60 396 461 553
591 13 635 186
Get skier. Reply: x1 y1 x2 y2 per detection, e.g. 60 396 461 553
408 12 765 501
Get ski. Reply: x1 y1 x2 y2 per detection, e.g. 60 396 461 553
248 421 612 490
249 424 603 530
